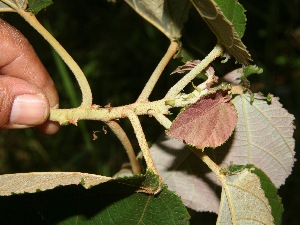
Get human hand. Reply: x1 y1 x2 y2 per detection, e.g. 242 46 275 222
0 19 59 134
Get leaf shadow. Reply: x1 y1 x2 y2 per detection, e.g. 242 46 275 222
0 180 142 225
153 134 235 202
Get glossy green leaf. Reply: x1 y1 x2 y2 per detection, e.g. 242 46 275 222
124 0 191 40
28 0 52 14
214 0 246 38
190 0 251 65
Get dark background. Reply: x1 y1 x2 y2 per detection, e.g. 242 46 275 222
0 0 299 224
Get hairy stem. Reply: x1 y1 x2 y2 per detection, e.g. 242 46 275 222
150 113 172 129
165 44 223 99
50 99 170 124
106 121 141 174
192 148 228 187
193 149 221 175
137 41 178 102
125 110 158 175
16 9 92 107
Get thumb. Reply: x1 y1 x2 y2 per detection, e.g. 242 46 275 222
0 76 49 129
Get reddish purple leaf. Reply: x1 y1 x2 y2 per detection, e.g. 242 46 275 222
166 90 237 148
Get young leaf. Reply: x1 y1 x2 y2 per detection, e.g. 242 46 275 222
27 0 53 14
217 166 274 224
124 0 191 40
0 172 112 195
190 0 251 65
216 93 295 188
151 93 295 214
166 89 237 149
150 135 221 213
0 0 27 12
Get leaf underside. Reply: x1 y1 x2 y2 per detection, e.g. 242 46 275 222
217 167 274 224
124 0 191 40
0 0 27 12
151 93 295 214
216 93 295 188
0 172 111 196
151 135 221 213
227 165 283 225
190 0 251 65
167 89 237 149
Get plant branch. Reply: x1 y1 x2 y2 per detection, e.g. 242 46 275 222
106 121 141 174
137 41 179 102
191 148 228 186
150 112 172 129
165 44 223 99
16 9 92 107
125 110 158 175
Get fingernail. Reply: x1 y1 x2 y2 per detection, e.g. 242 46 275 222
10 94 48 126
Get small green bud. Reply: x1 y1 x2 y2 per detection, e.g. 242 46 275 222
165 99 176 106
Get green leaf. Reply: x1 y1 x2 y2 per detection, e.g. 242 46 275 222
228 165 283 225
0 0 27 12
0 179 190 225
190 0 251 65
28 0 52 14
217 165 275 224
214 0 246 38
124 0 191 40
242 64 263 77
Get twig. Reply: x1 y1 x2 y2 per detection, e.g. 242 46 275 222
165 44 223 99
150 113 172 129
15 8 92 107
125 110 158 175
106 121 142 174
137 41 178 102
191 148 232 191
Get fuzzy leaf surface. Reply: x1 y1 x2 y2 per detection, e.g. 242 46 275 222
167 89 237 149
216 93 295 187
0 172 111 195
190 0 251 65
124 0 191 40
217 166 274 224
0 0 27 12
151 93 294 213
226 165 283 225
150 135 220 213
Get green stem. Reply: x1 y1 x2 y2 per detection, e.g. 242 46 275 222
165 44 223 99
137 41 178 102
16 9 92 107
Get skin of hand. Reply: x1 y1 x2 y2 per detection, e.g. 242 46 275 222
0 18 59 134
